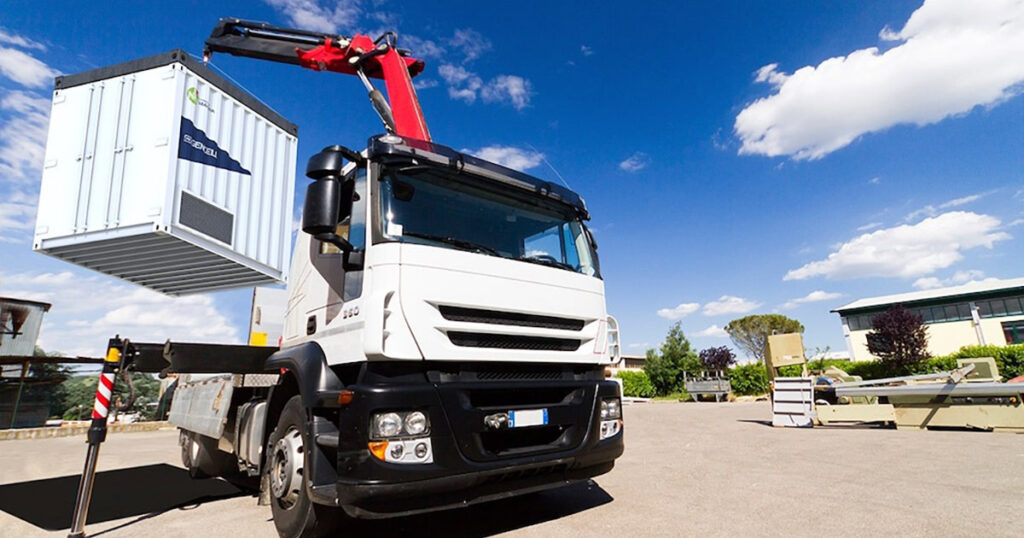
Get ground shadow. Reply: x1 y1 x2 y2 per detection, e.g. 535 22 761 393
736 419 774 427
342 480 614 537
0 463 247 531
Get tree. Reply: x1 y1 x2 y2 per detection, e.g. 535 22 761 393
643 322 700 395
699 346 736 372
60 372 163 420
724 314 804 363
23 346 70 419
866 305 929 371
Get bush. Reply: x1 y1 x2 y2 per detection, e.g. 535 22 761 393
786 344 1024 381
866 305 929 369
699 346 736 372
616 370 656 398
727 363 769 396
948 344 1024 381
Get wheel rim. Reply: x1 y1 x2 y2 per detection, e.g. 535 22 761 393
270 426 304 508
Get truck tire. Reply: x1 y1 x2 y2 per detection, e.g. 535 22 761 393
268 395 342 537
180 430 212 479
181 429 250 486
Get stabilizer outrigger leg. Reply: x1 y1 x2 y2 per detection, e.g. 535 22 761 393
67 336 130 538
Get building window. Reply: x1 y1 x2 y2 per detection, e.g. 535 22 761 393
1003 321 1024 344
977 295 1024 319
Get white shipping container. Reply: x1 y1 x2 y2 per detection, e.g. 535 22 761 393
34 50 297 295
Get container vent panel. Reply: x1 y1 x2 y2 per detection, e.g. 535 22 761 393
179 191 233 245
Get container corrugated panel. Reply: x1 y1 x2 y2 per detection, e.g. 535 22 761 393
34 50 297 295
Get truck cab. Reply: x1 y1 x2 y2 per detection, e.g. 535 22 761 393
253 134 623 532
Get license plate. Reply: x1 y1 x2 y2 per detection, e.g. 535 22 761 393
508 409 548 428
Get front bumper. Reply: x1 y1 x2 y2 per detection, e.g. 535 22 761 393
312 362 624 518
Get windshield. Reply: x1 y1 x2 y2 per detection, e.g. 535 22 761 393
378 166 599 277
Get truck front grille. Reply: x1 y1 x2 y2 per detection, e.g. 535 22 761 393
447 331 581 351
438 305 585 331
434 380 596 462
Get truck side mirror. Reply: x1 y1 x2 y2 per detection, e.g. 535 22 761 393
303 145 359 252
302 178 354 252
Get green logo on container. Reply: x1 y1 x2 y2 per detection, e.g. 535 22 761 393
186 87 214 114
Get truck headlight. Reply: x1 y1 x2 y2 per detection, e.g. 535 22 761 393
405 411 427 435
370 410 431 439
599 397 622 440
374 412 402 438
600 397 621 420
368 410 434 465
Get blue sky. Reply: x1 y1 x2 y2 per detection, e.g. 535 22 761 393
1 0 1022 359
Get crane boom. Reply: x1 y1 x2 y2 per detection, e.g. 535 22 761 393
204 18 431 141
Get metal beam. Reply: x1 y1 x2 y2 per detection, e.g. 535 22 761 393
836 382 1024 398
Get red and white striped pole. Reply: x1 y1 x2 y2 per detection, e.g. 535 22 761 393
91 371 115 424
68 336 126 538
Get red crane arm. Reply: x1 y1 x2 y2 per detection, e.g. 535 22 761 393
204 19 431 141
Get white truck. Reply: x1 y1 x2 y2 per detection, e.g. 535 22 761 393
62 19 624 538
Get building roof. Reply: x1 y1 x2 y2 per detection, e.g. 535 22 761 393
832 277 1024 314
0 296 52 311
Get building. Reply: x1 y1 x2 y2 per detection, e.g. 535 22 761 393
606 354 646 377
833 278 1024 362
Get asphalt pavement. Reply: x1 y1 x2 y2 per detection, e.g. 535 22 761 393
0 401 1020 537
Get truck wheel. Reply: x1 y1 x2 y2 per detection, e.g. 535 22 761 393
268 395 342 537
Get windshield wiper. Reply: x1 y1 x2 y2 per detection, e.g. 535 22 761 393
517 255 576 273
402 231 501 256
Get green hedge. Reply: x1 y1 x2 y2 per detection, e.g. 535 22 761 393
615 370 656 398
774 344 1024 382
726 363 769 396
652 344 1024 399
946 344 1024 381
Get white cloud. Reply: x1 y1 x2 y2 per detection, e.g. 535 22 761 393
856 221 883 232
262 0 361 34
461 145 544 172
580 45 594 56
0 270 242 357
906 192 989 221
413 78 438 90
785 211 1011 281
0 64 53 242
481 75 532 110
618 152 650 172
941 193 984 208
868 176 881 184
439 63 482 102
0 28 46 51
693 324 729 338
735 0 1024 160
703 296 761 316
447 28 491 62
656 302 700 320
439 65 532 110
401 34 445 60
1 90 51 184
912 269 990 289
0 46 59 88
911 277 943 289
781 290 843 310
0 188 38 240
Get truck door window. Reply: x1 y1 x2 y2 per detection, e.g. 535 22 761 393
320 170 367 255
